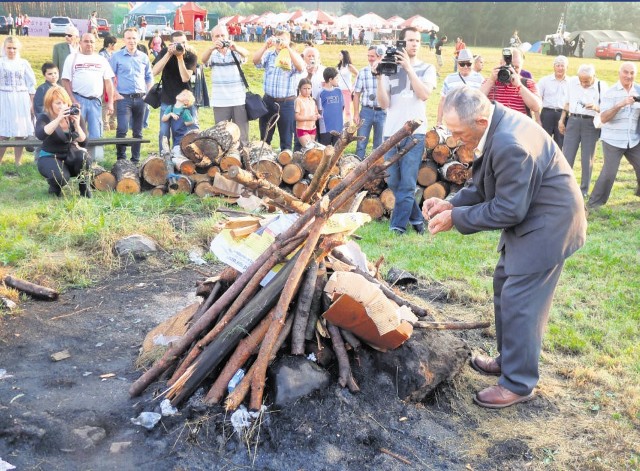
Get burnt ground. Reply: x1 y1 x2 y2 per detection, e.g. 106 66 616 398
0 254 538 471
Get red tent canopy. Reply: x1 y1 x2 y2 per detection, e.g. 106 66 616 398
174 2 207 37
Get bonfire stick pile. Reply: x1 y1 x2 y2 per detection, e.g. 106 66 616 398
129 120 436 410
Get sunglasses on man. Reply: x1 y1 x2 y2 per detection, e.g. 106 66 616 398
458 61 472 68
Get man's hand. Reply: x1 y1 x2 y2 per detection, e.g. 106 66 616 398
428 209 454 234
395 49 412 72
422 197 452 220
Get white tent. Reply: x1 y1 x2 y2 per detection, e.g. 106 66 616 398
333 13 359 29
384 15 405 29
357 12 386 29
400 15 438 32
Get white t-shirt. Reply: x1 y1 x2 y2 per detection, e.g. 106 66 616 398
62 53 115 98
382 60 437 136
337 65 353 92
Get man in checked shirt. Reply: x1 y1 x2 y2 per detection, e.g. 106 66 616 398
353 45 386 160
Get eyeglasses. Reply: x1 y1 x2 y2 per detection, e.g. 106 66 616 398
458 62 472 68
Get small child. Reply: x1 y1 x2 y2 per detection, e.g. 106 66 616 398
33 62 58 116
317 67 344 146
161 89 198 147
294 78 320 148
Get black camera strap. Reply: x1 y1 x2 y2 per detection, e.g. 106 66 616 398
458 73 467 84
230 50 250 91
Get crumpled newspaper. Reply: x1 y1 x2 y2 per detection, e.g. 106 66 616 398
230 405 267 436
130 412 162 430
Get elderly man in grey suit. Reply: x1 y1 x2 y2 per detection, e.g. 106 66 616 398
52 25 80 84
423 86 587 409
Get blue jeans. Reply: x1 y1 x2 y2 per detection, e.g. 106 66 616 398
74 94 103 139
384 134 425 233
159 103 198 150
356 106 386 160
259 95 295 151
116 96 145 162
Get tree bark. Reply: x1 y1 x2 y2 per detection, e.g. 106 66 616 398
3 276 58 301
290 260 319 355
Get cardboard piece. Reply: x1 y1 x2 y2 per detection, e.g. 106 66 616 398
323 272 416 351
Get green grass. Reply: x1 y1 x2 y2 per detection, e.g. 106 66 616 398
1 35 639 469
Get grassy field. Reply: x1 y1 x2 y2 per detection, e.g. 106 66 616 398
1 35 639 469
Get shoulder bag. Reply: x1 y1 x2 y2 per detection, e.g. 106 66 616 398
144 78 163 109
230 51 268 120
592 81 603 129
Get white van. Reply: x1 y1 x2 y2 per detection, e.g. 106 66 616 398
134 14 172 39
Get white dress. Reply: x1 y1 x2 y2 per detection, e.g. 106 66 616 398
0 57 36 137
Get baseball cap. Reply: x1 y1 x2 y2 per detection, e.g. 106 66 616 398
457 49 474 62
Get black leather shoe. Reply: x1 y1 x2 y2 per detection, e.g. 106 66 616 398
412 223 425 235
79 183 92 198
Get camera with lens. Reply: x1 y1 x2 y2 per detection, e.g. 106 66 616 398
173 42 184 53
497 48 513 84
375 40 406 76
221 40 230 48
68 105 80 116
633 96 640 102
274 38 282 45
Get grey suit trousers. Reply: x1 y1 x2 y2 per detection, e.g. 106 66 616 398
588 140 640 208
493 250 564 396
562 115 600 196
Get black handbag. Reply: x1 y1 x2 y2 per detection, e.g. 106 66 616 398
143 80 162 109
230 51 268 120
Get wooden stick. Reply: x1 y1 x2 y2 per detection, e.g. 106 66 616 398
225 315 294 412
3 276 58 301
304 263 327 341
203 309 273 405
327 321 360 393
290 259 319 355
380 448 411 465
249 217 327 410
411 320 491 330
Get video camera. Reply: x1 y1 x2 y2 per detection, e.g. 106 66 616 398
497 48 517 84
375 40 406 76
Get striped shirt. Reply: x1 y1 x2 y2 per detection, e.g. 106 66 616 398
353 65 380 108
440 71 483 97
484 78 538 116
537 73 568 109
207 50 246 107
258 49 299 99
600 81 640 149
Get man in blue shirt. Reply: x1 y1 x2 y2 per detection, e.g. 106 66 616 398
353 46 386 160
110 27 153 163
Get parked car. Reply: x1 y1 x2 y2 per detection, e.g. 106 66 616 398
0 16 9 35
96 18 110 37
49 16 74 37
595 41 640 61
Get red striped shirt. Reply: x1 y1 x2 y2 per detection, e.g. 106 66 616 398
484 79 538 115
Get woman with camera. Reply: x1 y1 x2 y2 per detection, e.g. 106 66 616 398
0 36 36 166
35 86 91 198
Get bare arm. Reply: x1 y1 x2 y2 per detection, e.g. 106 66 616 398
376 75 389 110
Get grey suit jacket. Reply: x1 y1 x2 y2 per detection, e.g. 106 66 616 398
52 43 72 83
450 103 587 275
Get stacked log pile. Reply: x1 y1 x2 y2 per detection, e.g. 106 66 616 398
129 121 489 414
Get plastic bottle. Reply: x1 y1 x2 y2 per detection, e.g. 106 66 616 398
227 368 245 394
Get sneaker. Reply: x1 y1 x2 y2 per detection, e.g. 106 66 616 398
412 223 425 235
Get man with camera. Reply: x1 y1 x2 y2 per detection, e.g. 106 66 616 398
152 31 198 150
109 28 153 164
201 25 250 145
436 48 483 126
424 86 586 408
588 62 640 209
376 26 437 235
352 45 386 160
480 47 541 117
252 31 305 152
61 33 115 141
557 64 604 198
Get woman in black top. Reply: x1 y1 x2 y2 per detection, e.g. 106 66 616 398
35 86 91 197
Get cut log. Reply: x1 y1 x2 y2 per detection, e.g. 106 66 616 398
300 142 326 173
179 130 205 162
440 161 471 185
91 165 116 191
168 175 194 194
206 165 220 178
380 188 395 213
149 185 166 196
139 154 169 187
188 173 211 185
327 175 342 190
292 179 309 199
3 276 58 301
202 121 240 153
112 159 141 193
172 155 196 175
194 181 216 197
423 181 450 200
187 138 219 168
277 149 293 166
445 135 460 149
432 143 452 165
417 159 439 187
358 196 385 220
282 162 305 185
219 151 242 172
454 143 475 165
362 175 386 196
425 127 449 150
252 154 283 187
338 154 360 178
